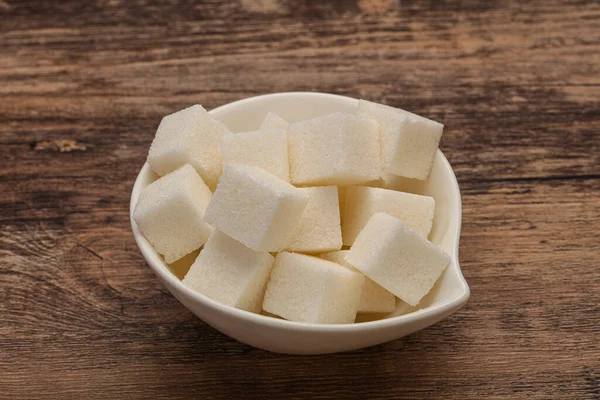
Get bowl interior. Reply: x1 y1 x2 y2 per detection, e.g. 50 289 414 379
131 92 468 327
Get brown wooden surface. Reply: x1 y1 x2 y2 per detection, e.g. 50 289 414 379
1 0 599 398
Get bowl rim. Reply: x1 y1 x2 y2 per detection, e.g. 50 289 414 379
130 91 470 332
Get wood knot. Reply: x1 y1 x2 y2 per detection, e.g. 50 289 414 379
32 139 88 153
358 0 396 15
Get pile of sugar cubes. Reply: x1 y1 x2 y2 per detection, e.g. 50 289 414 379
133 100 450 324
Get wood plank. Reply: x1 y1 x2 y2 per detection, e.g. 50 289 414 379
1 2 599 182
1 176 598 398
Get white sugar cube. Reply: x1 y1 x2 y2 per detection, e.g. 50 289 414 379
339 180 385 228
342 186 434 246
338 186 348 218
133 164 213 263
285 186 342 253
347 213 450 306
204 164 308 252
220 128 289 181
358 100 443 180
320 250 395 314
147 104 232 189
259 112 289 130
365 178 386 188
288 112 382 186
263 252 364 324
182 231 274 313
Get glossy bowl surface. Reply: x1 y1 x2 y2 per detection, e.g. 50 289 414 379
130 92 470 354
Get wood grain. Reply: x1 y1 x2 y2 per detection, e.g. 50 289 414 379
0 0 598 398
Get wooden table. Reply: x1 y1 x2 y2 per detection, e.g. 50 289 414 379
1 1 598 398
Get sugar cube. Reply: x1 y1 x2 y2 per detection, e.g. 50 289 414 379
342 186 434 246
339 180 385 226
263 252 364 324
338 186 348 218
285 186 342 253
220 128 289 181
358 100 443 180
204 163 308 252
288 112 382 186
365 178 386 188
183 231 274 313
320 250 395 314
347 213 450 306
133 164 213 263
147 104 232 189
260 112 289 130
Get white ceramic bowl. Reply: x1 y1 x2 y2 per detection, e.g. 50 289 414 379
130 92 470 355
